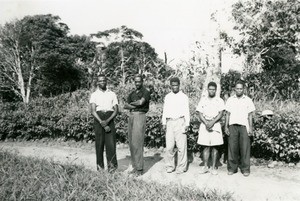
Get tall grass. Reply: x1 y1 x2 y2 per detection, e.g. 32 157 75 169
0 151 233 201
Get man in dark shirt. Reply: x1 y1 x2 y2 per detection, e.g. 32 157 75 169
124 74 151 176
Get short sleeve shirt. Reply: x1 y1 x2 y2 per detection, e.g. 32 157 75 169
127 87 151 113
89 89 118 111
225 95 255 129
196 97 225 120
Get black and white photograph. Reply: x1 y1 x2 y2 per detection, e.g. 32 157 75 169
0 0 300 200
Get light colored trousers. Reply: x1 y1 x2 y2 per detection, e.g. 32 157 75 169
165 117 187 172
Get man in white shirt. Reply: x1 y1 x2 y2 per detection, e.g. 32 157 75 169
90 74 119 172
196 82 225 175
162 77 190 174
225 80 255 177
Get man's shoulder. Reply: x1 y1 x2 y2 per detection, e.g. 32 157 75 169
215 97 225 103
244 95 253 101
107 89 117 95
244 95 255 105
90 89 99 96
164 92 172 99
142 87 150 94
180 91 189 98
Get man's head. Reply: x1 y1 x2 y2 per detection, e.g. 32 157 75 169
134 74 143 90
97 74 107 90
170 77 180 94
207 81 217 98
235 80 245 97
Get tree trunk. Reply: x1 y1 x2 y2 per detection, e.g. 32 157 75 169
120 47 126 85
201 47 222 98
14 42 27 103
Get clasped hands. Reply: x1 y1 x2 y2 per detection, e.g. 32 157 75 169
100 120 111 133
205 120 215 132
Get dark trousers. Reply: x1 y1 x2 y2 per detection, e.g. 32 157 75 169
94 111 117 170
228 124 250 173
128 112 146 171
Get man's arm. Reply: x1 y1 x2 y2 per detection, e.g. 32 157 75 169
184 96 190 132
103 104 119 126
162 96 168 130
124 103 136 110
124 92 136 110
130 97 146 106
131 89 151 107
248 112 254 136
90 103 105 127
199 112 209 126
207 110 224 129
225 111 230 136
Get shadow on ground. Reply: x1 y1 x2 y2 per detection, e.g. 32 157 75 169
118 153 163 173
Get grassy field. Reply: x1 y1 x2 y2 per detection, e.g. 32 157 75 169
0 151 233 201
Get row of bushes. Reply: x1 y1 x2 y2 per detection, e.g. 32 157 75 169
1 90 299 162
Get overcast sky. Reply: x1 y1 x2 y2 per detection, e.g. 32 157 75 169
0 0 241 70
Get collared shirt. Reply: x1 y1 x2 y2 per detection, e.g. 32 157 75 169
127 87 151 113
89 88 118 111
162 91 190 127
225 94 255 130
196 96 225 120
196 96 224 133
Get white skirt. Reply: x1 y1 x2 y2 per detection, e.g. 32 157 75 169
197 123 224 146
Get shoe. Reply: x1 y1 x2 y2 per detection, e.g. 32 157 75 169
243 172 250 177
228 171 234 175
108 168 117 174
175 169 185 174
166 168 175 173
210 169 218 175
199 167 209 174
128 169 143 176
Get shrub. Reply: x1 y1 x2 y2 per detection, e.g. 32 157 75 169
253 115 300 162
1 90 299 163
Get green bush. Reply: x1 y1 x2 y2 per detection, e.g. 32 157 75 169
1 90 299 163
253 115 300 162
221 70 300 100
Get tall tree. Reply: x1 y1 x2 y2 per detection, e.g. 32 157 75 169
0 14 96 101
0 14 69 103
231 0 300 72
90 26 166 85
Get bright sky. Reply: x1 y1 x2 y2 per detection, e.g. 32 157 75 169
0 0 242 71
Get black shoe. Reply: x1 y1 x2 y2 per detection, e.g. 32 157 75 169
108 168 117 174
129 169 143 177
243 172 250 177
227 170 237 175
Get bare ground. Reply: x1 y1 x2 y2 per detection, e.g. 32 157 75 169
1 141 300 201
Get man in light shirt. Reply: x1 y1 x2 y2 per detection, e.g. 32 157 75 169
90 74 119 172
162 77 190 174
225 80 255 177
196 82 224 175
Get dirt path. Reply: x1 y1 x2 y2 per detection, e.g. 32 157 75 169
1 141 300 201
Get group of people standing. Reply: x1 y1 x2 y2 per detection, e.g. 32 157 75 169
89 74 255 177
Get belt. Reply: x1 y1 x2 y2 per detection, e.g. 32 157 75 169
166 116 184 121
130 111 146 114
231 124 246 127
97 110 113 113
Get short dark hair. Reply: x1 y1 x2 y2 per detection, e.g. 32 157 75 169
170 77 180 85
134 74 143 82
235 79 245 87
208 81 217 89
